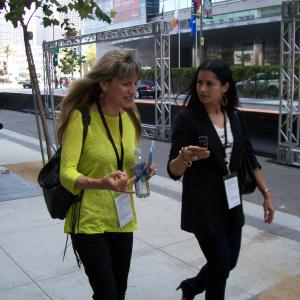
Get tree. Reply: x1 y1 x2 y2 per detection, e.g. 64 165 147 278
235 53 252 66
85 44 96 73
59 48 86 78
1 44 13 82
0 0 111 161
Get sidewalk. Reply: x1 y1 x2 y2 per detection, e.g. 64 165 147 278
0 128 300 300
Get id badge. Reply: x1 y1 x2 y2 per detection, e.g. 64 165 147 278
114 193 133 228
223 172 241 209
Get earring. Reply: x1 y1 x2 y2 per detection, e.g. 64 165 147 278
221 94 228 107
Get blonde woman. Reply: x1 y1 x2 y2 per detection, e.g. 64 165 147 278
57 49 144 300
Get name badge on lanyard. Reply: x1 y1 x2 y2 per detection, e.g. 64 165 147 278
222 110 241 209
114 193 133 228
223 173 241 209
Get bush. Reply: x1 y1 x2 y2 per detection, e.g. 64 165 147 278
141 65 280 99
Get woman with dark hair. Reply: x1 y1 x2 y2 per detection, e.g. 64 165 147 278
167 60 275 300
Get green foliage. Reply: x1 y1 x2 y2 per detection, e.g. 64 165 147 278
171 67 196 94
142 65 280 99
59 48 86 76
84 44 96 71
141 69 154 80
0 0 111 30
232 65 280 99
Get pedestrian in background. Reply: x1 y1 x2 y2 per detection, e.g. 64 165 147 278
57 49 146 300
167 60 275 300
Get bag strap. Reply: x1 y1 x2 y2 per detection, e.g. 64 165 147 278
78 107 91 151
234 109 247 137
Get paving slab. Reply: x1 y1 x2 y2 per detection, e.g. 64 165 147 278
230 229 300 296
127 247 196 300
257 275 300 300
0 223 78 281
134 196 192 248
0 172 41 202
0 283 51 300
0 138 41 165
37 271 91 300
0 196 59 236
0 246 32 291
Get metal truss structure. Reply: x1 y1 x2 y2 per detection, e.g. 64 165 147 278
277 0 300 166
43 21 171 141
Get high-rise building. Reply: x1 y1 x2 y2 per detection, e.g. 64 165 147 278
0 13 43 79
0 2 84 80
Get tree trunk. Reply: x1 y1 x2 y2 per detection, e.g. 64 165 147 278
22 25 52 161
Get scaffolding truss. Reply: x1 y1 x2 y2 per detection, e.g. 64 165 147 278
43 21 171 141
277 0 300 166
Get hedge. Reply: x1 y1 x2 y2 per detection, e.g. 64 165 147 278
141 65 280 99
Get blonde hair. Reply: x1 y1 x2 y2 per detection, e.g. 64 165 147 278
56 49 142 144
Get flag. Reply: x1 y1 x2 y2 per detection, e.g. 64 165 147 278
170 7 179 33
190 15 196 36
203 0 213 18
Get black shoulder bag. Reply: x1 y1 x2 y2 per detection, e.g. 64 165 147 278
38 108 91 219
235 110 257 194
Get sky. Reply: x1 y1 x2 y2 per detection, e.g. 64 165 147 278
159 0 226 12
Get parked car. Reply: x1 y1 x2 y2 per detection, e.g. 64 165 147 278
22 79 40 88
136 80 161 99
22 79 32 88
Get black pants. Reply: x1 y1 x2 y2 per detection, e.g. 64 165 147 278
182 227 242 300
71 232 133 300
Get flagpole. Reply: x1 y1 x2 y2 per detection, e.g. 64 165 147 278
199 3 203 65
195 17 198 66
178 7 181 68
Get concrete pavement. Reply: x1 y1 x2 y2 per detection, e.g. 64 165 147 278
0 127 300 299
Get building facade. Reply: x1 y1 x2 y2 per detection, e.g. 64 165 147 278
82 0 283 68
0 13 44 80
152 0 283 67
0 1 84 81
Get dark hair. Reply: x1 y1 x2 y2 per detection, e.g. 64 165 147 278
183 59 239 111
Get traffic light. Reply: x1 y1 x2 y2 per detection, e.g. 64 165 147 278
53 54 58 67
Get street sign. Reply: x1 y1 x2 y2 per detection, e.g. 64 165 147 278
53 48 59 54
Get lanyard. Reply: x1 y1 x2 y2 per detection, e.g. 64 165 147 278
96 102 124 171
222 110 230 174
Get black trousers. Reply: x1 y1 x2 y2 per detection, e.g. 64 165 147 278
71 232 133 300
182 227 242 300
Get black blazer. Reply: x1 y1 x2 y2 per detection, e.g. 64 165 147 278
167 104 261 236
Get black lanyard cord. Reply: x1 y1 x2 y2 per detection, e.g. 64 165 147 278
96 101 124 171
222 110 230 173
223 110 228 148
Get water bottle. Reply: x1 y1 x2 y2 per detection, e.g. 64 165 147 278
133 148 150 198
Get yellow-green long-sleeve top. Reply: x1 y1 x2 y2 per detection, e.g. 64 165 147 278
60 109 138 234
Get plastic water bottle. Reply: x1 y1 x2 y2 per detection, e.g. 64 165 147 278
133 148 150 198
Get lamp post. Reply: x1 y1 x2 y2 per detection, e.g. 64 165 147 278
199 1 203 65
